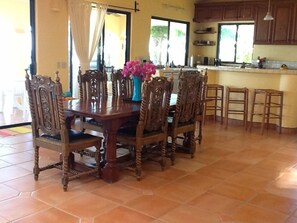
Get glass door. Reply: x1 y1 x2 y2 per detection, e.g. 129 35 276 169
70 9 130 96
0 0 34 127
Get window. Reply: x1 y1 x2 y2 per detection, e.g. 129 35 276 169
149 17 189 67
217 23 254 64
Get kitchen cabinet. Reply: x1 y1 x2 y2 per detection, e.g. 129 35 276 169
238 4 255 20
223 5 238 21
290 3 297 44
194 0 297 45
254 3 272 44
271 2 293 44
223 3 254 21
194 4 223 22
254 1 297 45
195 2 255 22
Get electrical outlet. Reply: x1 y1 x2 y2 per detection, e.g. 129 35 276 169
61 62 66 69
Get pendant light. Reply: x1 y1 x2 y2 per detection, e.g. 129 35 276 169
264 0 274 21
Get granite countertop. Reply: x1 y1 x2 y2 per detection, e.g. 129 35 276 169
196 65 297 75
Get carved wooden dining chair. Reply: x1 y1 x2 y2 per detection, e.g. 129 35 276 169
25 70 102 191
167 70 203 164
116 77 173 180
78 67 108 100
111 68 133 98
78 66 108 133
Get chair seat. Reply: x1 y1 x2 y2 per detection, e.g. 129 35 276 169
41 129 96 142
117 125 162 137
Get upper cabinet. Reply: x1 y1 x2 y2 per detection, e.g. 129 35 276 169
271 2 293 44
254 3 272 44
254 1 297 44
291 4 297 44
238 4 255 20
194 0 297 45
194 2 255 23
194 4 223 22
223 3 254 21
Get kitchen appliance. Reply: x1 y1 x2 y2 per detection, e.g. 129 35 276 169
214 58 222 66
208 57 214 65
202 57 208 65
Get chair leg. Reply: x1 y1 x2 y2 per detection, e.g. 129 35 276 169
170 135 176 166
249 91 257 131
160 141 166 170
189 131 196 158
198 120 202 144
135 146 142 181
261 93 268 135
62 155 69 191
224 91 230 129
33 145 40 181
95 145 101 178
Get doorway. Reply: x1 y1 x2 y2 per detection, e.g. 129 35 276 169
0 0 34 127
70 9 130 96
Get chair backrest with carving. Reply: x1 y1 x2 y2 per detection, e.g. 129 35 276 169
173 70 203 127
25 70 66 138
111 68 133 98
78 67 108 100
137 77 173 136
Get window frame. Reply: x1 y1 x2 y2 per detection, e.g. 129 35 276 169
150 16 190 66
216 22 254 64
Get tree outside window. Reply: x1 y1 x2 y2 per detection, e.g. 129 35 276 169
218 23 254 64
149 18 188 67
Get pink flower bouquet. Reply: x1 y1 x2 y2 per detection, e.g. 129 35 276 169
122 60 156 80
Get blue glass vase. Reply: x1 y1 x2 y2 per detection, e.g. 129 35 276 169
132 76 142 102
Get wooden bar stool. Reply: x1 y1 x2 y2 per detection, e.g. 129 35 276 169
203 84 224 124
225 87 249 129
250 89 283 134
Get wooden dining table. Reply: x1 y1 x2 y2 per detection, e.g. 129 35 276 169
64 94 177 183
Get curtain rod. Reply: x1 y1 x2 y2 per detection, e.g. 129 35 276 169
91 1 140 12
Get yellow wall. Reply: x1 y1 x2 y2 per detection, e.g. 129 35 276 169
35 0 197 91
35 0 297 91
35 0 68 89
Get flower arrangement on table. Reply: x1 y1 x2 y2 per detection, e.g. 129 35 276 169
122 60 156 101
122 60 156 80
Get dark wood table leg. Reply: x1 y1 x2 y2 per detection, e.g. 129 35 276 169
101 129 118 183
101 118 129 183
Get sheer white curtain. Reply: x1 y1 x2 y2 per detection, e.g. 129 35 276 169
68 0 107 97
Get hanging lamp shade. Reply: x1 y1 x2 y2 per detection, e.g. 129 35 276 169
263 0 274 21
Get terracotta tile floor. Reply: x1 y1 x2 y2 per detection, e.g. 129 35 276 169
1 122 297 222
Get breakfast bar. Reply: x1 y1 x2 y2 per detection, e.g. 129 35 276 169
197 65 297 131
158 66 297 132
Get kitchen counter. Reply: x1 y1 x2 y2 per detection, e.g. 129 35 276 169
157 66 297 130
196 66 297 131
196 65 297 75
